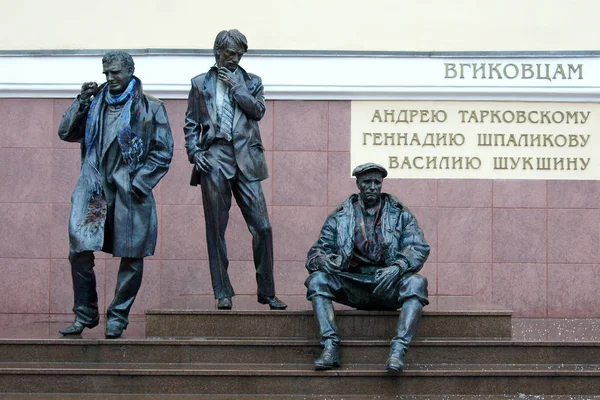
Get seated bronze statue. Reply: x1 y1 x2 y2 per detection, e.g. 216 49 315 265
305 162 430 374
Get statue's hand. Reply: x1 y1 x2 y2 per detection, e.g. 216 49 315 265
80 82 99 100
193 151 212 173
373 266 401 296
218 67 240 88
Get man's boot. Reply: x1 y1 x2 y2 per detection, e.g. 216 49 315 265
312 296 341 370
59 251 99 336
386 297 423 374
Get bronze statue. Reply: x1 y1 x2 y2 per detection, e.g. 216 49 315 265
305 163 429 373
58 51 174 338
184 30 286 310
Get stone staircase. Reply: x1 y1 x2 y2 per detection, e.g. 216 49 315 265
0 296 599 399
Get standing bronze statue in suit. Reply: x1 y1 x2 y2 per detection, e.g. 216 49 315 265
58 51 173 338
184 30 287 310
305 163 429 374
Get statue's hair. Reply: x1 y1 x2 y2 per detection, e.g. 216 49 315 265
213 29 248 59
102 51 135 75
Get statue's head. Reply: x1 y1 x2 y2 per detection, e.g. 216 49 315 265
213 29 248 72
102 51 135 95
352 163 388 207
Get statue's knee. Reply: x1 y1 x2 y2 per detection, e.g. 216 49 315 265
409 274 428 291
307 271 329 291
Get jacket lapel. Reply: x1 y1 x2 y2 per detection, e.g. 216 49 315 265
202 68 218 125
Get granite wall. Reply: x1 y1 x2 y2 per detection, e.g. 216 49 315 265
0 98 598 318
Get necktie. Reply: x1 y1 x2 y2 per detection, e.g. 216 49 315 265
220 87 234 141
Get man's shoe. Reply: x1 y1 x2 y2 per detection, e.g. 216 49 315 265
257 295 288 310
105 324 124 339
59 319 99 336
314 340 341 370
385 354 406 374
217 297 232 310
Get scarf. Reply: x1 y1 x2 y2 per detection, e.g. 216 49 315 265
82 78 143 199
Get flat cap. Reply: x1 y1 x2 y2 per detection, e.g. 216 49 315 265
351 162 388 178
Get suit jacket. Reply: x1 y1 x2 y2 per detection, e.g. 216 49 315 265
306 194 430 276
184 66 268 185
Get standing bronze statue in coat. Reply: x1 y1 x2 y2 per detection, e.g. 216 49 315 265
58 51 173 338
305 163 429 373
184 29 286 310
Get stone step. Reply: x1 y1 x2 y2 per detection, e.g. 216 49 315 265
6 396 600 400
4 395 600 400
1 338 599 365
145 309 512 339
0 363 599 395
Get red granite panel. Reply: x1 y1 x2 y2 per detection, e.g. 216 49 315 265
51 204 70 259
472 262 493 302
437 263 473 296
548 180 600 209
548 264 600 318
52 98 80 149
160 149 202 205
437 208 492 263
272 151 328 206
227 260 262 296
105 259 160 315
437 179 492 207
493 180 547 208
161 205 207 260
548 209 600 264
51 148 80 203
0 204 51 258
381 179 438 208
410 207 438 263
493 209 547 263
0 98 53 148
273 100 328 151
328 101 351 152
50 258 106 315
163 99 188 150
492 263 547 318
274 261 310 296
0 259 49 313
258 100 274 151
160 260 214 303
438 263 492 300
0 148 51 203
272 206 331 262
327 151 356 207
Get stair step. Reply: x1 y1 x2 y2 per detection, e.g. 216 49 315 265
2 338 599 365
6 396 600 400
145 309 512 339
1 363 598 395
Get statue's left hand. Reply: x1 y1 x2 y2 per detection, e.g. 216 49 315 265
373 266 401 296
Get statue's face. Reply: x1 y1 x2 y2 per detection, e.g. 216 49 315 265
216 43 244 72
103 60 132 95
356 171 384 207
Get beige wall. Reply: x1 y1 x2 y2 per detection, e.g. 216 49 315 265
2 0 599 51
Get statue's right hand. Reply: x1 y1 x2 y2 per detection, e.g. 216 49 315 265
80 82 99 100
194 152 212 173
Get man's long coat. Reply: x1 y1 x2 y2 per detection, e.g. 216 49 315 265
58 81 173 258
